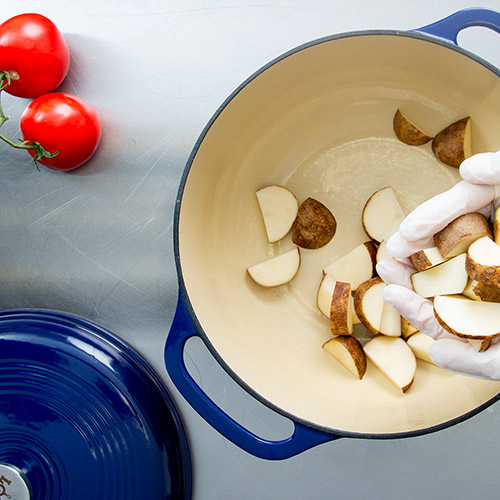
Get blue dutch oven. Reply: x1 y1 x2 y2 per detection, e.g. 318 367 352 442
165 8 500 460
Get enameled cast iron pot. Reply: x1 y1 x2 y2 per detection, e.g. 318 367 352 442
165 9 500 459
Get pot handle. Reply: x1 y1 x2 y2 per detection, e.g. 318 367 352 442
164 293 339 460
414 8 500 44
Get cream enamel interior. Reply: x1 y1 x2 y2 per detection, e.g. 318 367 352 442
178 33 500 435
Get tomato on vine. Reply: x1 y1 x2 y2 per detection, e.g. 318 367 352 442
0 13 70 98
18 92 102 171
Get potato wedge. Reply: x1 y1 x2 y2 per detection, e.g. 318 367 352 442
364 336 417 393
330 282 353 336
409 247 446 271
292 198 336 249
401 317 419 340
256 185 298 243
410 253 468 298
353 277 385 335
406 332 436 364
323 241 377 291
247 247 300 287
362 187 405 244
393 109 432 146
433 295 500 339
433 212 491 259
465 235 500 285
432 116 472 168
323 336 367 379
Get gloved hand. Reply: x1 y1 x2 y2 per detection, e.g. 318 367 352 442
376 152 500 380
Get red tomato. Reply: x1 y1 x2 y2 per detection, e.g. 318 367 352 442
20 92 102 171
0 13 70 98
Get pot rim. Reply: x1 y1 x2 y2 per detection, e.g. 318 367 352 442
173 28 500 439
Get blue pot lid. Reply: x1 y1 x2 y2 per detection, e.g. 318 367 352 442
0 310 192 500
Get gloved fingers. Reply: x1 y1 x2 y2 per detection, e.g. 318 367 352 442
430 338 500 381
382 284 455 340
398 181 495 241
385 231 435 259
459 151 500 186
376 259 414 289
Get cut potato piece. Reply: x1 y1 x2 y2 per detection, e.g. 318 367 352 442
317 274 337 318
433 212 491 259
463 279 500 303
330 282 353 336
316 274 360 324
364 336 417 392
406 332 436 365
323 336 367 379
401 317 419 340
494 205 500 244
362 187 405 244
432 116 472 168
466 235 500 285
409 247 446 272
379 302 401 337
376 239 391 263
468 338 493 352
393 109 433 146
410 253 467 298
433 295 500 339
292 197 336 249
247 247 300 287
323 241 377 290
353 277 385 335
256 185 298 243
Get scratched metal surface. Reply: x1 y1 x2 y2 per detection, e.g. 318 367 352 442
2 2 500 499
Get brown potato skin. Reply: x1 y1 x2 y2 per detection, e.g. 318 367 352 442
465 254 500 286
292 198 336 249
472 282 500 303
401 317 419 340
353 277 384 335
409 250 432 272
432 117 470 168
330 282 352 336
433 212 492 258
393 109 432 146
433 303 500 340
329 335 367 379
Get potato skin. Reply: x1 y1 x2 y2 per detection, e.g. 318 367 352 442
465 255 500 286
433 212 491 258
432 117 471 168
393 109 432 146
330 282 352 336
409 250 432 272
472 282 500 303
292 197 336 249
353 277 384 335
324 335 367 379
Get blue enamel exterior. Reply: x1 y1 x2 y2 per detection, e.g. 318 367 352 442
0 310 192 500
165 9 500 459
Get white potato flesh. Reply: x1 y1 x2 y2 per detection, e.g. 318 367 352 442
406 332 436 364
468 235 500 265
379 302 401 337
323 242 375 290
433 295 500 338
411 253 468 298
317 274 336 318
247 247 300 287
256 185 298 242
362 187 405 243
376 240 391 263
358 281 385 332
323 338 363 378
364 336 417 392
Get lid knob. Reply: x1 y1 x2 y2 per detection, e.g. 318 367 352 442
0 464 30 500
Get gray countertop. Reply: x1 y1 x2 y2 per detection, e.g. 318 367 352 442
2 2 500 499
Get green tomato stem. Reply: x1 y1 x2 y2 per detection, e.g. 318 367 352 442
0 134 59 166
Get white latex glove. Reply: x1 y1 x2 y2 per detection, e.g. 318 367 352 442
377 152 500 380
